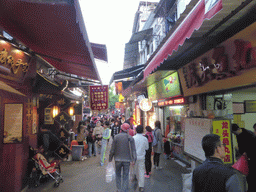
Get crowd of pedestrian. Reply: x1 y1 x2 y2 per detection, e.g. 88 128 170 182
71 114 167 192
70 113 256 192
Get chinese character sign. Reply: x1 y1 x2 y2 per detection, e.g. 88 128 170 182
212 120 233 164
90 85 109 111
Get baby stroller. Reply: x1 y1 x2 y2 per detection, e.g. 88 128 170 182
30 148 64 187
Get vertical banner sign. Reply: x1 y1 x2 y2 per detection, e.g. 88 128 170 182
212 120 233 164
90 85 109 111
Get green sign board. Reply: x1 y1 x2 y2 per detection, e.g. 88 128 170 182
147 72 181 101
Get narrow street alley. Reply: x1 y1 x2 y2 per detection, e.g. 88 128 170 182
25 138 190 192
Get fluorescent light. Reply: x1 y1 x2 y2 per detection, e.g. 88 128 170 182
169 105 183 109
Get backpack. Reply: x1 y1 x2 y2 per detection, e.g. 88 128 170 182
145 132 153 143
152 130 158 146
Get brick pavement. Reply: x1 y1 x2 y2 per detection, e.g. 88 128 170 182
25 139 190 192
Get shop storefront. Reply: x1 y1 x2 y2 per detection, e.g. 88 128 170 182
147 71 182 130
0 38 36 192
177 21 256 166
157 97 190 163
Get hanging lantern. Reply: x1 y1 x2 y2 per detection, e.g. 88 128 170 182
52 105 60 118
69 106 74 116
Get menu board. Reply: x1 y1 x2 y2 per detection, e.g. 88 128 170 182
184 118 212 162
4 104 23 143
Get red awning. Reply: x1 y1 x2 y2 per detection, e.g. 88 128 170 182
0 0 104 81
143 0 222 80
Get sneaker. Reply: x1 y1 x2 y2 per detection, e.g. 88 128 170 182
144 175 150 178
149 172 152 175
156 166 163 170
153 165 157 169
100 162 104 166
139 187 145 191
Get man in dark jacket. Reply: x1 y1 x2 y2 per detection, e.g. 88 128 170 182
109 123 137 192
192 134 247 192
232 124 256 192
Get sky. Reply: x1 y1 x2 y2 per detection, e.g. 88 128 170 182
79 0 159 85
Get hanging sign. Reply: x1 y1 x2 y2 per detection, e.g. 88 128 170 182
212 120 234 164
54 111 71 126
90 85 109 111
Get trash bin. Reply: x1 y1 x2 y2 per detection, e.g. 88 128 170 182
71 145 84 161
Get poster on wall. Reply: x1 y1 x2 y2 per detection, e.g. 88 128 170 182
3 104 23 143
184 118 212 162
212 120 234 164
44 108 54 125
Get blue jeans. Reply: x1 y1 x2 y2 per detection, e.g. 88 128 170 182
115 161 130 192
100 139 108 164
88 142 96 157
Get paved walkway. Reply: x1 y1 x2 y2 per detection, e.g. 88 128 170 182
25 139 190 192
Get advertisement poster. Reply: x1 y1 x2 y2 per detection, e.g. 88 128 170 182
90 85 109 111
212 120 234 164
4 104 23 143
147 72 181 101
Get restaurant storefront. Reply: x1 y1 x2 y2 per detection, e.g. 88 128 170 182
177 20 256 166
0 1 104 191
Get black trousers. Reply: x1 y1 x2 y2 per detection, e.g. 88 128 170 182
153 152 161 166
164 141 171 155
145 143 152 175
247 160 256 192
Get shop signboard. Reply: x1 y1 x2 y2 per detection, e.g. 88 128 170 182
157 97 185 107
0 39 31 82
89 85 109 111
212 120 234 164
178 22 256 97
54 111 71 126
139 98 152 111
147 72 181 101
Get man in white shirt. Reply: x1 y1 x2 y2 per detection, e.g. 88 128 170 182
133 125 149 192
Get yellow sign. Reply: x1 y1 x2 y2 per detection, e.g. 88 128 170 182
212 120 233 164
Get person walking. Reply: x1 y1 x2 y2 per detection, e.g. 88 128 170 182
133 125 148 192
231 124 256 192
86 124 96 157
76 121 88 160
100 121 111 166
144 126 153 178
109 123 137 192
93 121 104 156
153 120 164 169
192 133 247 192
76 121 87 145
111 120 121 140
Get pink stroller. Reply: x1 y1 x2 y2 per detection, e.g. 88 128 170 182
32 153 63 187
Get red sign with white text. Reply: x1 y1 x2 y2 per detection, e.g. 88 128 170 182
90 85 108 111
158 97 185 107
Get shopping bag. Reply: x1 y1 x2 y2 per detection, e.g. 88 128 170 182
232 153 249 176
182 172 192 192
129 163 135 182
106 161 115 183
